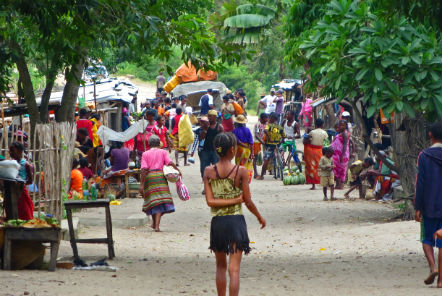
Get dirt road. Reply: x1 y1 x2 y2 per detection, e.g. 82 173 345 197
0 108 436 296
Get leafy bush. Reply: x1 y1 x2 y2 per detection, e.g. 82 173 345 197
112 46 186 82
218 64 265 112
116 62 153 81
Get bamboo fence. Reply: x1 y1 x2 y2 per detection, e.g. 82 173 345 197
0 116 76 222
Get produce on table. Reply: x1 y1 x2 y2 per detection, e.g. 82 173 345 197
2 217 59 228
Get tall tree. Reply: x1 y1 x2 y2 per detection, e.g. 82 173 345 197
285 0 442 202
0 0 230 133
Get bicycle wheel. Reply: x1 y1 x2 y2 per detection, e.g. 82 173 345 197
275 149 284 181
272 153 277 179
285 152 292 171
294 150 304 172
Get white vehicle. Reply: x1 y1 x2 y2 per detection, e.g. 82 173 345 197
84 64 109 82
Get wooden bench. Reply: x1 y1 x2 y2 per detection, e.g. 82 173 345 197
64 199 115 260
2 227 61 271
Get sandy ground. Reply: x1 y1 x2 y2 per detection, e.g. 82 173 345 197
1 86 439 295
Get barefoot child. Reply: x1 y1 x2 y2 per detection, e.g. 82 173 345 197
318 146 335 201
204 132 266 296
344 157 374 199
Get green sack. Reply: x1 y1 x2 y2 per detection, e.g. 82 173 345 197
78 96 86 108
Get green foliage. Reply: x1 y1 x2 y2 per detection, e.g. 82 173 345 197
284 0 328 38
286 0 442 120
218 64 265 111
0 0 240 125
212 1 276 45
105 45 185 80
369 0 442 31
115 62 152 81
211 0 302 104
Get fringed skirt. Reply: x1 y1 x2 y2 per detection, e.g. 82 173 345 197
210 215 251 255
142 170 175 216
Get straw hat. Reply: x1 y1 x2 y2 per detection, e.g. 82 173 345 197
208 110 218 116
234 114 248 124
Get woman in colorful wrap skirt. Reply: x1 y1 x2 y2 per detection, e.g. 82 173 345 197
139 135 181 232
204 132 266 296
299 96 313 128
304 118 329 190
330 120 350 189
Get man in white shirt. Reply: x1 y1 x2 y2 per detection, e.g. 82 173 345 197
259 88 276 114
199 89 214 115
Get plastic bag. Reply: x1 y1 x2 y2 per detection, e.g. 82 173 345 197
176 176 190 201
0 160 21 180
163 166 180 183
175 62 198 83
178 114 195 147
197 69 218 81
190 114 198 125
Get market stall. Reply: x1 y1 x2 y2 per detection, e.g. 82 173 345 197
0 118 76 270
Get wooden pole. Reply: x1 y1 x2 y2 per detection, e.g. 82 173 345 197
94 79 97 112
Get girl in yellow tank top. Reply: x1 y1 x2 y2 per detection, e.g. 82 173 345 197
203 132 266 296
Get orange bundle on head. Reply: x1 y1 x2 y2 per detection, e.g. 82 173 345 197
231 102 244 115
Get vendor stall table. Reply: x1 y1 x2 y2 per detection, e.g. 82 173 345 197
2 227 61 271
64 199 115 260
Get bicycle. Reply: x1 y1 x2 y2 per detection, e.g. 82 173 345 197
282 142 304 172
271 144 284 181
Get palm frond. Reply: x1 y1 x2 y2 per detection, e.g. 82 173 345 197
224 14 272 29
236 4 276 18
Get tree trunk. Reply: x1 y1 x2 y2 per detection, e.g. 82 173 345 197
389 112 432 220
40 71 56 123
56 59 85 122
12 43 40 135
390 112 428 195
350 101 365 160
324 103 337 129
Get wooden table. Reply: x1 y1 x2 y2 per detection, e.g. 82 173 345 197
64 199 115 260
2 227 61 271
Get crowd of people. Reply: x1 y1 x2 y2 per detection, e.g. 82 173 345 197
65 81 442 293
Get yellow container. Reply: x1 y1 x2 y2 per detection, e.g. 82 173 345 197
163 75 181 93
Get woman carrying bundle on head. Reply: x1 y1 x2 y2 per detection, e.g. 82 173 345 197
204 132 266 296
139 135 181 232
